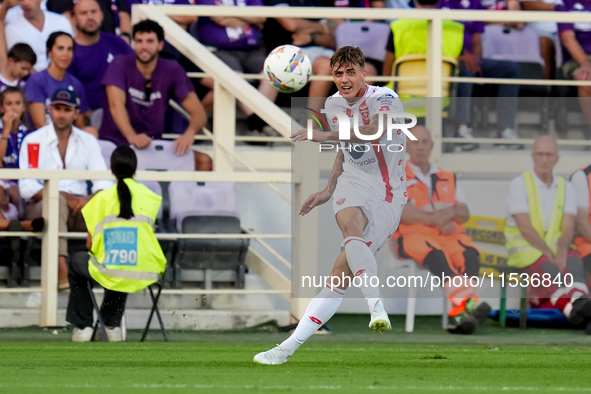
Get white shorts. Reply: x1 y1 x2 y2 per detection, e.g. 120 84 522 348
332 179 403 255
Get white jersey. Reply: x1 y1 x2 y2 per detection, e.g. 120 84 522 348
325 85 407 205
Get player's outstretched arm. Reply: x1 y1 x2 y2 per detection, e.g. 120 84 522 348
291 113 391 144
291 127 337 143
299 151 344 216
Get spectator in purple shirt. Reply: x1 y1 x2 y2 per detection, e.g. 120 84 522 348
47 0 132 42
100 19 212 171
68 0 133 119
557 0 591 131
25 32 95 136
194 0 278 138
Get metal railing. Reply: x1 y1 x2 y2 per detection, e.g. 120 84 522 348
0 169 292 326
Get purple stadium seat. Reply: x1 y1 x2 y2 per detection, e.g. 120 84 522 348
335 22 390 63
167 181 246 289
482 25 544 66
131 140 194 171
168 181 238 233
139 181 163 220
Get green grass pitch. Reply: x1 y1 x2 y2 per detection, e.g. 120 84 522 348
1 315 591 393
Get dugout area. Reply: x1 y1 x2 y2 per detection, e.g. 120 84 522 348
1 314 590 393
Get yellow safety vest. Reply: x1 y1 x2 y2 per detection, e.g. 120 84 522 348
504 171 565 268
81 178 166 293
386 19 464 117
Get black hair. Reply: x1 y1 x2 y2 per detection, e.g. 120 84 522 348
46 31 74 53
330 46 365 70
132 19 165 42
7 43 37 65
110 146 137 220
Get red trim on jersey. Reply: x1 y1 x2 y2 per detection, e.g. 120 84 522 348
371 143 393 203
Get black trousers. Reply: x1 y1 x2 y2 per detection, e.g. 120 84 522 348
66 253 128 329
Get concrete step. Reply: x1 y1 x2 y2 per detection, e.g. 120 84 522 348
0 273 291 329
0 308 290 330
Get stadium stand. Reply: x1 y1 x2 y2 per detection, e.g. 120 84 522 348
479 24 550 131
335 21 390 76
168 181 248 293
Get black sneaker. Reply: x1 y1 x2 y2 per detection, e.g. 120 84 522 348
447 312 478 335
464 299 492 325
567 298 591 325
585 320 591 335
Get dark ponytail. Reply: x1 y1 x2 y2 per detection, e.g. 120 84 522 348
110 146 137 219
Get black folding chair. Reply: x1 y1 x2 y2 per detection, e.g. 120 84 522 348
88 281 168 342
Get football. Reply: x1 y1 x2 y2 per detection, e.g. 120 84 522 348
263 45 312 94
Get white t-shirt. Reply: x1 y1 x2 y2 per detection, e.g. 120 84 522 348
5 10 74 72
5 1 48 24
406 161 467 204
570 169 590 210
506 170 578 230
325 84 407 205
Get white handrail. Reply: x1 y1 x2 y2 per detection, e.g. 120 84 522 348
150 5 591 23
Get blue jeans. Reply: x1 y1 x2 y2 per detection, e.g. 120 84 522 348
455 59 520 131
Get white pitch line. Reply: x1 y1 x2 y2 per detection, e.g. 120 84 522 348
0 383 590 391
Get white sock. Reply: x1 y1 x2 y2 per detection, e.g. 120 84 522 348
280 286 345 355
343 236 381 306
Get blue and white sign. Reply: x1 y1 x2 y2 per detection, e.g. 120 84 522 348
103 227 138 266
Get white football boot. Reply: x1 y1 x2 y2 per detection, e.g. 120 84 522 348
369 300 391 334
253 344 291 365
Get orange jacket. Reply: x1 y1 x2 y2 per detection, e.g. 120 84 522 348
395 163 465 237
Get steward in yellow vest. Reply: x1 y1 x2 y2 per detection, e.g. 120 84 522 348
393 126 490 335
503 136 591 330
83 179 165 293
66 146 166 342
504 171 565 268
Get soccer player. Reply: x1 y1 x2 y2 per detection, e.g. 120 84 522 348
254 46 408 365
